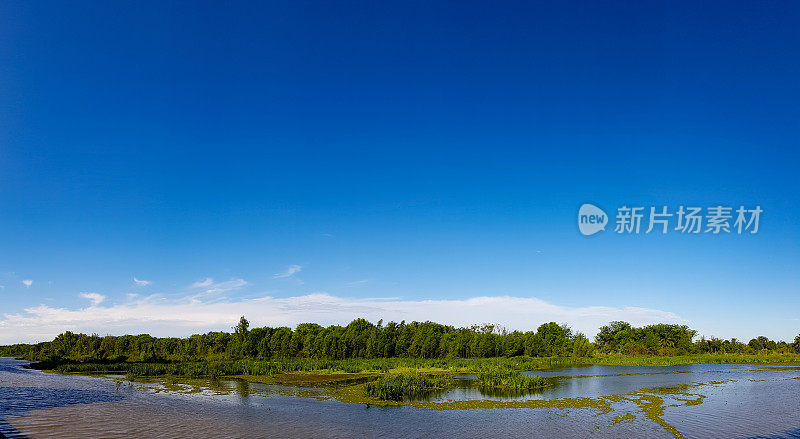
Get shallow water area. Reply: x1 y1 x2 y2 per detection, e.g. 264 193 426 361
2 357 800 439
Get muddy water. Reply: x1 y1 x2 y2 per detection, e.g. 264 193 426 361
2 358 800 439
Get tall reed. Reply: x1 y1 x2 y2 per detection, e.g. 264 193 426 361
364 374 453 401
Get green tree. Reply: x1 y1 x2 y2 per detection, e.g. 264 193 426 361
572 333 593 358
536 322 571 357
234 316 250 341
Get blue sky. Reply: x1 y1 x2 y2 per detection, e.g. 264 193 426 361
1 1 799 343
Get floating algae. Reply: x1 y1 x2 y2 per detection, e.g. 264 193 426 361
613 412 636 423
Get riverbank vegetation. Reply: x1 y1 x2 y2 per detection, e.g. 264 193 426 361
1 317 798 379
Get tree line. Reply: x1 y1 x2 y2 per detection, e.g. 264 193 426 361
2 317 799 363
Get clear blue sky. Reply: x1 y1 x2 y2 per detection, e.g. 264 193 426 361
1 1 798 343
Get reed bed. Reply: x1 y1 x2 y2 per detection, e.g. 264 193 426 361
42 353 800 380
364 374 453 401
476 368 550 390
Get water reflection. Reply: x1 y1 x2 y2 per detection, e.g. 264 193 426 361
235 379 250 398
412 364 800 403
408 378 553 402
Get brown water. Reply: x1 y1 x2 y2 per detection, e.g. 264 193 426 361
2 358 800 438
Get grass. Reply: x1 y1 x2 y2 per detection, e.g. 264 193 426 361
34 353 800 381
590 353 800 367
43 357 582 378
363 373 454 401
476 368 550 390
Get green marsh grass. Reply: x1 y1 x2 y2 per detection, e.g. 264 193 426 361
476 368 550 390
364 374 454 401
45 353 800 381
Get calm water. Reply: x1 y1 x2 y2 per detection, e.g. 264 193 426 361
1 357 800 438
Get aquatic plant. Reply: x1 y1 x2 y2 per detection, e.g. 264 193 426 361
476 368 550 390
364 374 453 401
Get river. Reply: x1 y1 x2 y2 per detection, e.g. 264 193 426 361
1 357 799 438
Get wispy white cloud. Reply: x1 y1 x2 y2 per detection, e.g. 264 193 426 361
273 265 302 279
191 278 214 288
133 277 151 286
21 280 33 288
78 292 106 306
345 279 369 287
190 277 248 295
0 292 684 344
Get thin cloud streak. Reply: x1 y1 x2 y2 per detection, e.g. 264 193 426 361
0 293 683 344
273 265 302 279
133 277 151 286
189 278 248 295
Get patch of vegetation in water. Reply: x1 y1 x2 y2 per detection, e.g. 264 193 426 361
412 396 615 412
476 369 550 390
613 412 636 423
255 371 377 387
762 366 800 371
611 380 730 439
553 370 691 381
363 373 453 401
627 393 684 438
